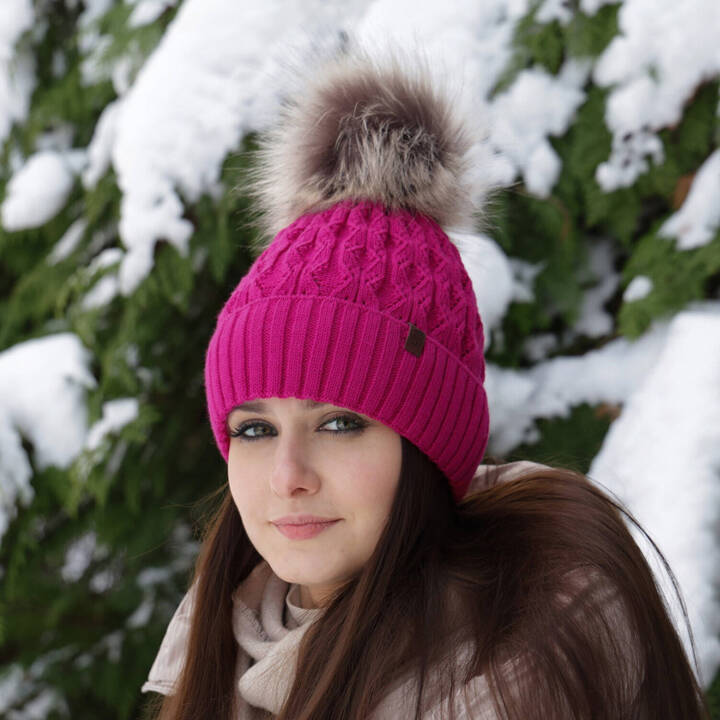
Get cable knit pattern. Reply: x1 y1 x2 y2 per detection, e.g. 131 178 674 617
205 200 489 501
227 203 482 364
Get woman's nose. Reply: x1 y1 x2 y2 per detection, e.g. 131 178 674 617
269 436 321 497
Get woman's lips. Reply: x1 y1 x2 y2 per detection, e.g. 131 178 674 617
273 519 341 540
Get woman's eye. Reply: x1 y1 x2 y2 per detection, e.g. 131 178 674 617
321 415 364 433
229 422 273 440
228 415 365 441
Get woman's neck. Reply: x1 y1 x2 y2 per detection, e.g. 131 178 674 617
298 582 339 609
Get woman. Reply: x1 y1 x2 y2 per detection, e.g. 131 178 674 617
140 45 711 719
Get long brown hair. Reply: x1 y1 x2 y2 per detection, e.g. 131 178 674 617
142 437 711 719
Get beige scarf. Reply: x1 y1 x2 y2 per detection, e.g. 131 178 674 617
141 560 322 716
231 562 322 715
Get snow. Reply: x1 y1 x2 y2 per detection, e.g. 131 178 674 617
572 239 619 338
90 565 120 594
623 274 653 302
523 332 559 362
506 257 545 303
47 219 88 265
489 61 590 197
82 100 121 189
78 0 114 26
0 338 137 550
0 0 34 53
0 413 32 542
76 0 115 88
60 531 109 583
95 629 123 661
447 231 515 340
592 0 720 190
110 56 134 96
78 248 124 310
439 236 548 353
0 661 68 720
85 398 139 451
537 0 574 26
659 149 720 250
580 0 616 13
1 151 79 231
7 688 67 720
126 595 155 628
486 313 672 453
127 0 179 28
589 304 720 685
0 648 76 718
88 246 124 274
86 0 370 295
0 0 35 146
81 274 120 310
0 334 96 545
357 0 528 101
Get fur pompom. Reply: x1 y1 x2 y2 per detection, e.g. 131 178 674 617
245 42 482 247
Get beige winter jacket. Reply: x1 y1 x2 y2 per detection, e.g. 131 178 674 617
141 461 640 718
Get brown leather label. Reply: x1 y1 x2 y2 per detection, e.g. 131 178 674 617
404 323 426 357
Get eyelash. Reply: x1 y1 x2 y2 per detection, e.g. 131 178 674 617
228 414 368 442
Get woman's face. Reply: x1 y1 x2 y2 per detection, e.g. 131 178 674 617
226 396 402 608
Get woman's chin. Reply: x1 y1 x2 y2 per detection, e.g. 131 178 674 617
270 560 334 588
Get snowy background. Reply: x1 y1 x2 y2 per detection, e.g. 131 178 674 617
1 0 719 716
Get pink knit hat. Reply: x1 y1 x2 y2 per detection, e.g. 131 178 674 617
204 48 489 502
